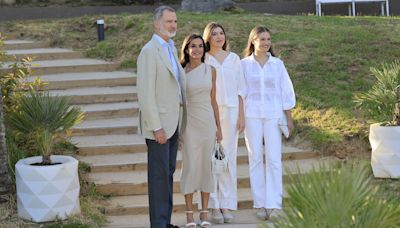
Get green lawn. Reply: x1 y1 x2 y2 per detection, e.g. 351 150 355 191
1 11 399 156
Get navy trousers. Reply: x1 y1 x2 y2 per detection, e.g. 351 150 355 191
146 128 179 228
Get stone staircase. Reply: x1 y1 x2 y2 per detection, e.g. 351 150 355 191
2 40 332 228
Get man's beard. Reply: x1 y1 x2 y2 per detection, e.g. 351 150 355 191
160 26 176 38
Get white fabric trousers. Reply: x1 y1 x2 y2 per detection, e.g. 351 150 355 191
208 106 239 210
244 117 282 209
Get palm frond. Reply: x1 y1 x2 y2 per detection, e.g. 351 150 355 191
5 91 83 164
273 163 400 228
354 60 400 125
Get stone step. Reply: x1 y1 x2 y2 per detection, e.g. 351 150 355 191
72 117 138 136
27 71 136 90
3 40 49 50
87 157 335 196
77 102 139 121
104 188 273 216
5 48 83 60
49 86 137 104
0 58 119 75
72 132 299 156
71 134 147 156
106 208 268 228
78 146 317 173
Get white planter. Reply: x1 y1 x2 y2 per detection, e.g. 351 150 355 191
15 155 81 222
370 123 400 178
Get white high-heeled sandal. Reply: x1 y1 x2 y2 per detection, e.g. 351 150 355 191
185 211 197 228
199 210 211 228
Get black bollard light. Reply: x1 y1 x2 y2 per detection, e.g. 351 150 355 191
97 19 105 41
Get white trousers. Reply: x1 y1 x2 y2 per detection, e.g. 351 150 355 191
244 117 282 209
208 106 239 210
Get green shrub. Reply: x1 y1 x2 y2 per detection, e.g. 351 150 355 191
272 163 400 228
5 92 83 165
5 132 26 180
355 60 400 126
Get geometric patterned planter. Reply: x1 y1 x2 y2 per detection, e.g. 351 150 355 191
15 155 81 222
370 123 400 178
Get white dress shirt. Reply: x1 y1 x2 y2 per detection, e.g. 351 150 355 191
241 52 296 119
153 34 180 82
205 52 245 107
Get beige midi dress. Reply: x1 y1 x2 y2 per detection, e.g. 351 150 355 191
180 63 216 195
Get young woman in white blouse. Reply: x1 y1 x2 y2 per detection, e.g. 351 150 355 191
241 26 296 220
202 22 245 224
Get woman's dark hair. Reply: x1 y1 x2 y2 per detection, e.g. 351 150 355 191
243 26 275 57
180 34 206 68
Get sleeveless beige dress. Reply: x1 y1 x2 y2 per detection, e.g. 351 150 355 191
180 63 216 195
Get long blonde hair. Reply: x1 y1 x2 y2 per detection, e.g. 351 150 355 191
202 22 229 52
243 26 275 57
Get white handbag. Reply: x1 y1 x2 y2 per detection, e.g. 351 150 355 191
278 113 290 139
211 142 228 175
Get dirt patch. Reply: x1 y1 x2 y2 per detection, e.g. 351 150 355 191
323 138 370 160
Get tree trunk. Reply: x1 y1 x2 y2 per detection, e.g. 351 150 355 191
181 0 235 12
0 93 11 195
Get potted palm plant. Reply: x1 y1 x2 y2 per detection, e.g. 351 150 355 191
6 91 84 222
355 60 400 178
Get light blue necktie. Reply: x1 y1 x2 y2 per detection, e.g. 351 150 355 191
167 44 179 82
167 44 182 102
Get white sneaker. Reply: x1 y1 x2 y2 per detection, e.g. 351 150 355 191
212 209 224 224
256 208 267 220
266 209 281 220
221 209 234 223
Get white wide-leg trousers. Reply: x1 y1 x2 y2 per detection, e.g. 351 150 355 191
244 117 282 209
208 106 239 210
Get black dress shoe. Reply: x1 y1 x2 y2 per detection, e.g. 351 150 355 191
166 224 179 228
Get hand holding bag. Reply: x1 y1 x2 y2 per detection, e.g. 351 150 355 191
279 113 290 139
211 142 228 175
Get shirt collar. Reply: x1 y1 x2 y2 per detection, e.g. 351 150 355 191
250 52 278 64
153 34 174 48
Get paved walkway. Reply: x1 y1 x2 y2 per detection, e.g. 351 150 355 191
0 1 398 21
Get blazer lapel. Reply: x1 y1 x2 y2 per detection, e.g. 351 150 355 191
151 36 176 78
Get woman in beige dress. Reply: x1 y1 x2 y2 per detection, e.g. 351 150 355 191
179 34 222 228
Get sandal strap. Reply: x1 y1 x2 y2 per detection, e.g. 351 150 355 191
185 222 197 228
200 220 212 227
185 210 194 213
200 210 209 213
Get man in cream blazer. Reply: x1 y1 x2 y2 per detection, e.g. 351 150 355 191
136 5 186 228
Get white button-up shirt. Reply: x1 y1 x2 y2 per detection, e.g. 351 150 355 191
205 52 245 107
241 53 296 119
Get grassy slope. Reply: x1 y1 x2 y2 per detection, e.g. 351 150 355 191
1 11 399 157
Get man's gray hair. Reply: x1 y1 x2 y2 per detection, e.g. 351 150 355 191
153 5 175 21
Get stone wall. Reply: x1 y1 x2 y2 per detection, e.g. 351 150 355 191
3 0 160 4
0 0 16 6
181 0 235 12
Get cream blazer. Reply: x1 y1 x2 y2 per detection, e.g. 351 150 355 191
137 35 187 140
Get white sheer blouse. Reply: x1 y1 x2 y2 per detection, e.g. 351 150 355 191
205 52 245 108
241 53 296 119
